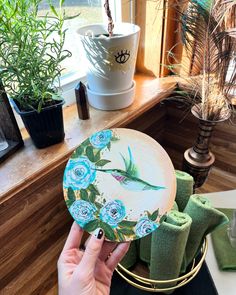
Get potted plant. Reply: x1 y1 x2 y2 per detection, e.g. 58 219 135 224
77 0 140 110
167 0 235 187
0 0 72 148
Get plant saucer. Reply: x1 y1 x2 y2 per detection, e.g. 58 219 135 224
63 128 176 242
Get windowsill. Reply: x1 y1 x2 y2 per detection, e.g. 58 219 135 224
0 74 176 201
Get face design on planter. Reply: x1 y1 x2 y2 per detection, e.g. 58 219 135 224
114 49 130 64
107 45 136 72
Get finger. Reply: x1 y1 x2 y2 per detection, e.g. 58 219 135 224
83 236 117 261
63 222 83 251
99 241 117 261
106 242 130 271
78 228 104 272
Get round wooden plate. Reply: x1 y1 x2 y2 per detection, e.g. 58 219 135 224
63 128 176 242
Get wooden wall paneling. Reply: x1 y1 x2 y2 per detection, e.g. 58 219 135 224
163 102 236 176
135 0 165 77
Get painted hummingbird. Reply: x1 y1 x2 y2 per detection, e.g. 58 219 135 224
95 147 165 192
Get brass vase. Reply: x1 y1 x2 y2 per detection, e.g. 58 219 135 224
183 104 231 188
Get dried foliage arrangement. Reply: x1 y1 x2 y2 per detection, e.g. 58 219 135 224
168 0 236 121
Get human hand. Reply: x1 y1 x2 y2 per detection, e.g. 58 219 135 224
58 222 130 295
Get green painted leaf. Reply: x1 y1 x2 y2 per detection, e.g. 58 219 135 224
118 220 137 227
100 222 116 240
96 159 111 167
80 189 88 201
68 187 76 202
86 146 95 162
107 142 111 151
150 209 159 222
66 199 74 208
111 136 119 142
81 138 90 147
83 219 99 232
95 202 103 210
116 229 125 241
147 211 151 219
89 192 96 203
88 184 100 195
118 227 135 236
71 146 84 158
93 151 100 162
159 214 167 224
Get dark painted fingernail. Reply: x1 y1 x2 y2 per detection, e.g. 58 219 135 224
94 228 103 239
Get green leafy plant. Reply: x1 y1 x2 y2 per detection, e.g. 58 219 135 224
0 0 76 112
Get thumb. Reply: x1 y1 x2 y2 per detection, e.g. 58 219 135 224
78 228 104 273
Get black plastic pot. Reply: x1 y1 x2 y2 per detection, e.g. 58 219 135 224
12 100 65 149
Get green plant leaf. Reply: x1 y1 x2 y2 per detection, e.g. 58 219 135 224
86 146 95 162
96 159 111 167
49 4 58 17
118 220 137 227
83 219 99 232
149 209 159 222
80 189 89 201
159 214 167 224
116 229 125 241
60 0 65 7
88 184 100 195
68 187 76 202
89 192 96 203
100 222 116 240
118 227 135 236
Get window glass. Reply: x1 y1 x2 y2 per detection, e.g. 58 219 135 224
38 0 103 77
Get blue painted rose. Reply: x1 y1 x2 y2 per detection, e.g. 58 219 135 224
89 129 112 149
69 200 97 227
135 217 158 238
100 200 126 228
64 156 96 190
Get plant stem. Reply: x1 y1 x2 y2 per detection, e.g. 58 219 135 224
104 0 114 37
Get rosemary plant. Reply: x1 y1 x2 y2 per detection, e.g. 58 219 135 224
0 0 72 112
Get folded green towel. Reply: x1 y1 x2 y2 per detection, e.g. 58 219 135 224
183 195 229 270
175 170 194 211
139 201 179 264
120 241 138 269
149 210 192 290
211 208 236 271
139 233 152 264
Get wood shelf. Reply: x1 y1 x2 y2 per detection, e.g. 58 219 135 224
0 74 175 201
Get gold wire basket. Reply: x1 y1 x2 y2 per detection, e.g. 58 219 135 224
115 238 208 292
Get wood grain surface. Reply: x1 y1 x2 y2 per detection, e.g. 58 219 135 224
0 80 235 295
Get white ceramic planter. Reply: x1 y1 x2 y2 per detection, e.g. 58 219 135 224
77 23 140 110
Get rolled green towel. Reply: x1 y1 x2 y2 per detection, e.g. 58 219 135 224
139 233 152 263
149 210 192 291
183 194 229 270
211 208 236 271
120 241 138 269
175 170 194 211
